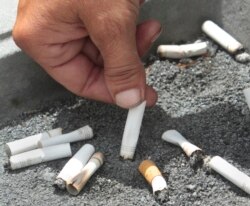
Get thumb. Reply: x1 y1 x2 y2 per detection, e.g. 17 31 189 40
103 38 146 109
79 1 150 108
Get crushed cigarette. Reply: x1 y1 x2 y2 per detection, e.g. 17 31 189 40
139 160 168 204
157 42 208 59
206 156 250 195
38 125 93 148
162 130 250 195
54 144 95 190
162 130 201 157
66 152 104 195
6 143 72 170
202 20 250 63
120 101 146 160
5 128 62 156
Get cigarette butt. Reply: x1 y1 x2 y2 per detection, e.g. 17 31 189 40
139 160 167 194
208 156 250 195
8 143 72 170
38 125 93 148
162 130 201 157
157 42 208 59
202 20 243 54
55 144 95 190
66 152 104 195
5 128 62 156
120 101 146 160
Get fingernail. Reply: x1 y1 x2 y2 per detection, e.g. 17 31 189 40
115 88 142 109
151 26 162 43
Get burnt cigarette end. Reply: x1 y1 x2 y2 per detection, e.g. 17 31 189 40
54 178 66 190
189 150 205 169
3 160 10 170
154 188 169 205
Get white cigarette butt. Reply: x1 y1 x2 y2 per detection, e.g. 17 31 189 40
208 156 250 194
8 143 72 170
120 101 146 160
162 130 201 157
66 152 104 195
56 144 95 189
202 20 243 54
38 125 93 148
157 42 208 59
5 128 62 156
138 160 168 194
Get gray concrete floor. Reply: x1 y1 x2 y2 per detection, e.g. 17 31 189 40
1 0 250 123
1 1 250 205
1 50 250 205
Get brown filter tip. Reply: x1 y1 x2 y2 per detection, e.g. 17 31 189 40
138 160 162 185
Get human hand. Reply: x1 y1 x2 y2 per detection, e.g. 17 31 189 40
13 0 161 108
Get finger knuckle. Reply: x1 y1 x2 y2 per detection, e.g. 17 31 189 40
105 63 143 88
93 4 138 45
12 24 31 48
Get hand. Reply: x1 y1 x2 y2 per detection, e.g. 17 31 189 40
13 0 161 108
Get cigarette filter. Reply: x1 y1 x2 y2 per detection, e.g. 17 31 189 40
8 143 72 170
202 20 243 54
56 144 95 189
208 156 250 195
66 152 104 195
5 128 62 156
38 125 93 148
120 101 146 160
157 42 208 59
139 160 167 194
162 130 201 157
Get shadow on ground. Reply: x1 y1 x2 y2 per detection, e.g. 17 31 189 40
0 30 12 41
0 51 72 125
46 98 250 192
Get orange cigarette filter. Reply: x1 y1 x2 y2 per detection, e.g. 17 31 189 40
138 160 162 185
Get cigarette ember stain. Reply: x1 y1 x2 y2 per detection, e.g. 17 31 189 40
3 161 10 170
53 178 66 190
154 188 169 205
189 150 205 169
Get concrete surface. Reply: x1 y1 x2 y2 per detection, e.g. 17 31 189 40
1 2 250 204
0 0 73 123
1 0 250 122
140 0 250 51
0 50 250 205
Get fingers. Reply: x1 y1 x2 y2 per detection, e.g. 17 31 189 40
78 0 149 108
145 85 158 107
46 54 114 103
136 20 162 57
81 38 104 66
81 19 162 66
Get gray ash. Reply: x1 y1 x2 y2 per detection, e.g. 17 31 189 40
189 150 206 169
3 160 10 171
53 178 66 190
154 188 169 205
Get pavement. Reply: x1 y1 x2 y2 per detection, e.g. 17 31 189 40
1 0 250 122
1 0 250 205
1 49 250 205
